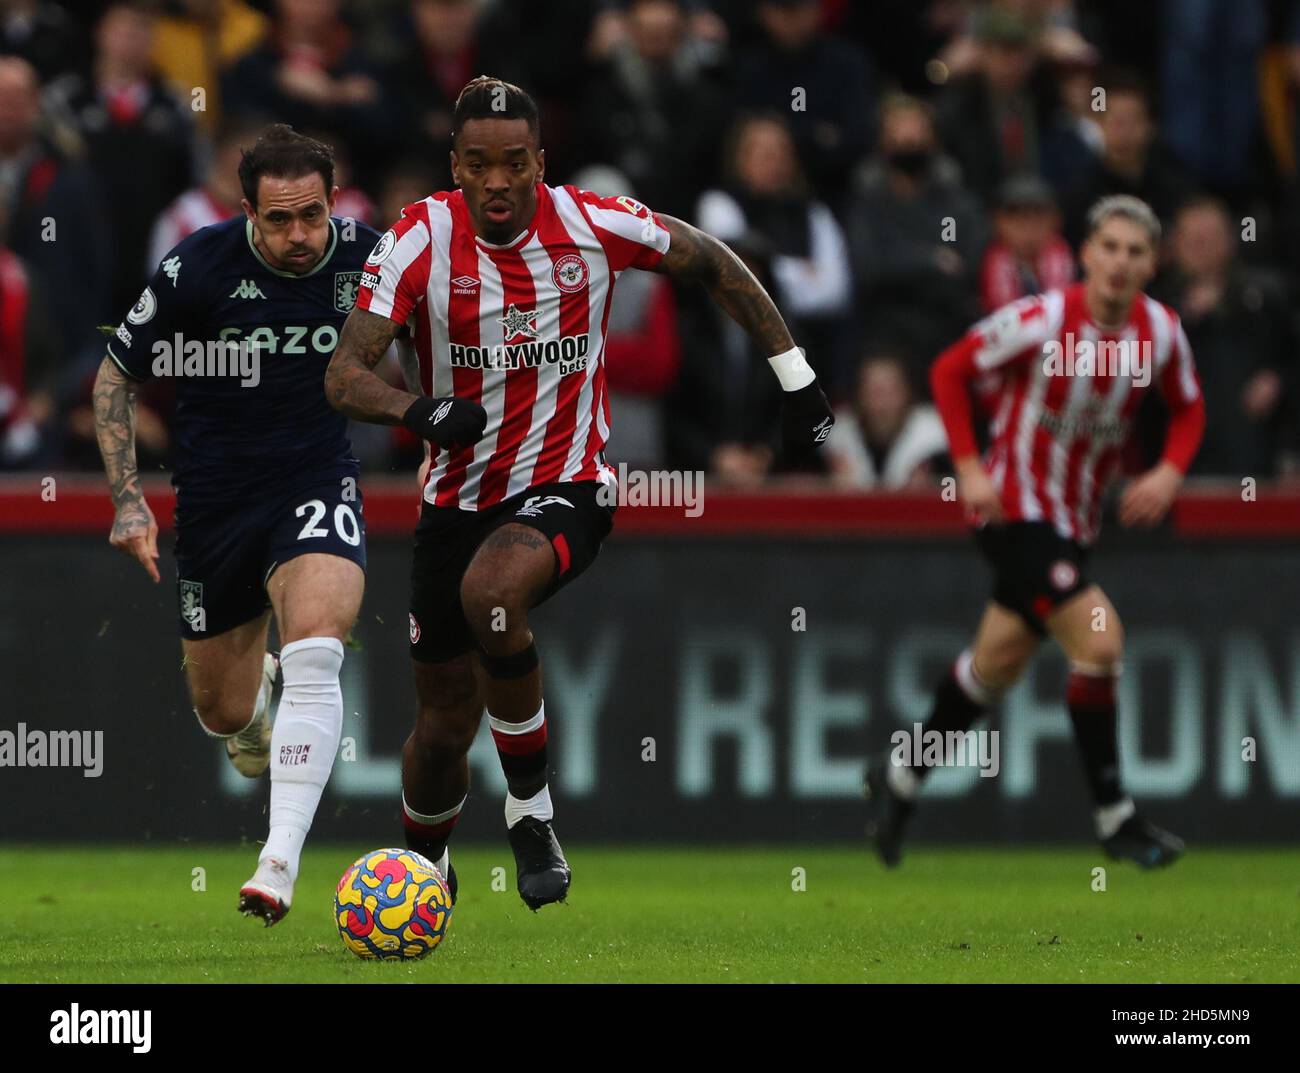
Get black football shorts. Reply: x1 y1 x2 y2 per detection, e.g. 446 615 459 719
408 480 615 663
173 467 366 639
974 521 1091 636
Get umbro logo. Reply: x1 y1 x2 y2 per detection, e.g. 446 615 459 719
230 279 267 300
431 400 453 424
812 417 833 444
451 275 479 294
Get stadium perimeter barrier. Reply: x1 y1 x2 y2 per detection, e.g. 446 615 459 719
1 475 1297 843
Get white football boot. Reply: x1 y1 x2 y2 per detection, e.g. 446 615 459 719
238 856 293 926
225 653 277 778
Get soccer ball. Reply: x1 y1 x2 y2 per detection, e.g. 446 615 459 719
334 848 453 960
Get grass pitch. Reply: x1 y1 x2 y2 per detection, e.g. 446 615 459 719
2 845 1295 983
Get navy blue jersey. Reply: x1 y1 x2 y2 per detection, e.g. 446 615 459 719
107 215 382 502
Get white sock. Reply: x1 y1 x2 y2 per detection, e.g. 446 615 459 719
436 847 449 877
887 762 921 801
504 784 553 829
1095 796 1135 840
261 637 345 881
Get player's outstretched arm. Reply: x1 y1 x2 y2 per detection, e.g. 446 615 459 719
326 308 487 449
652 215 834 457
91 356 160 583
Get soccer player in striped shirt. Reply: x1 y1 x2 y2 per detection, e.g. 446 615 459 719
325 77 835 909
865 195 1206 869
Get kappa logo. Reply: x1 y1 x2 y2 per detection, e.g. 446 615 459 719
333 271 361 313
230 279 267 300
451 275 480 294
161 256 181 287
515 494 574 518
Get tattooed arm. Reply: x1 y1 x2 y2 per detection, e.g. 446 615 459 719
325 307 413 424
652 215 795 357
327 307 488 447
92 356 160 582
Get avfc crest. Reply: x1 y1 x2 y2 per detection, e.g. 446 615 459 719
334 272 362 313
179 580 205 632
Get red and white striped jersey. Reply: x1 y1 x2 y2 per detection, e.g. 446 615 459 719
931 283 1203 545
358 183 670 510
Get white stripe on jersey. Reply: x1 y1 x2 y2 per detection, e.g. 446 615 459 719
425 198 453 398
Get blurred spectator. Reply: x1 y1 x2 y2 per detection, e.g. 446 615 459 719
1162 0 1266 201
146 117 253 270
731 0 873 203
0 56 109 371
576 164 680 469
0 0 89 82
1039 54 1104 190
665 232 781 484
385 0 525 190
1061 72 1190 246
1151 197 1297 477
580 0 728 219
151 0 269 132
935 6 1048 203
46 2 196 318
221 0 397 191
696 112 850 384
979 173 1073 312
0 246 56 466
375 158 438 229
824 352 949 489
846 93 985 389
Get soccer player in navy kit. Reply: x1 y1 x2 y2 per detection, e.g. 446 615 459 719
92 126 387 925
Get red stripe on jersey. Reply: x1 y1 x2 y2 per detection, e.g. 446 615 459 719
433 194 484 508
529 189 593 486
476 240 541 508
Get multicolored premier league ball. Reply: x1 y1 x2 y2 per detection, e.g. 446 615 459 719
334 848 453 960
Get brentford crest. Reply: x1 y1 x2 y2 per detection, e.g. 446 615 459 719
552 254 589 293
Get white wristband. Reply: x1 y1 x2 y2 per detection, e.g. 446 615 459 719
767 346 816 392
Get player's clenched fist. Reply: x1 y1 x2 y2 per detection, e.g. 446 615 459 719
402 395 488 449
780 380 835 459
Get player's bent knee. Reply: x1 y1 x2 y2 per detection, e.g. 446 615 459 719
193 698 254 737
460 574 530 640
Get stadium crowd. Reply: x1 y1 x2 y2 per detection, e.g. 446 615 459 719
1 0 1299 487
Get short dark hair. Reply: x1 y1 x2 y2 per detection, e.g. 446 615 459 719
452 76 540 146
237 124 335 208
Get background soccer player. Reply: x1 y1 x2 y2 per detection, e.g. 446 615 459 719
93 126 382 923
326 76 835 910
866 194 1206 869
